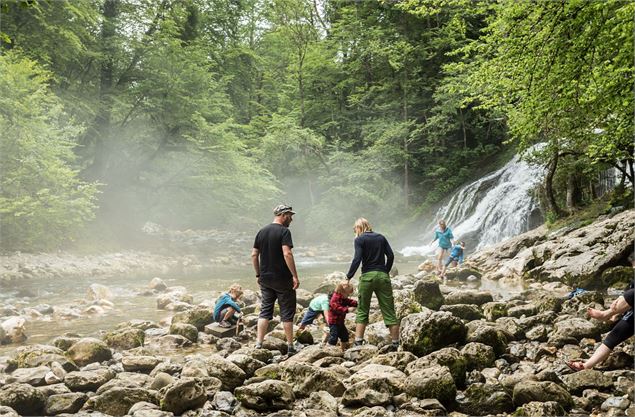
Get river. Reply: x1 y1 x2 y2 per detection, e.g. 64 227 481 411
0 256 524 355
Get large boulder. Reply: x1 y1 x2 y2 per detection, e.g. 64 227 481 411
225 354 265 379
412 280 444 310
364 351 417 373
444 290 493 306
0 317 27 344
168 323 198 343
548 318 601 346
512 380 573 409
66 338 112 366
400 310 467 356
465 321 509 356
171 308 214 330
0 383 46 415
405 347 466 387
159 378 206 415
345 364 405 393
234 380 295 411
440 304 483 321
457 383 513 415
45 392 88 415
64 368 116 391
9 366 50 386
103 327 145 350
340 378 394 407
122 356 162 373
84 387 159 416
403 365 456 406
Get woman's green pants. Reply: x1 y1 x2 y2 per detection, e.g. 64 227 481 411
355 270 398 326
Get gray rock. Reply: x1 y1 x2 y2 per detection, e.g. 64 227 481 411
465 321 509 356
9 365 50 386
403 365 456 406
122 356 162 373
150 372 174 391
412 280 444 310
64 368 115 391
96 372 153 394
444 290 493 306
0 406 18 417
302 390 338 413
400 310 466 356
0 383 47 415
439 304 483 321
205 356 246 390
103 327 145 350
341 378 394 407
364 351 417 373
181 359 209 378
169 323 198 343
281 363 346 397
512 380 573 409
234 380 295 411
508 303 538 318
45 392 88 415
67 338 112 367
516 401 566 416
405 347 466 387
213 391 237 413
601 396 631 411
11 344 77 371
548 318 601 346
160 378 206 415
171 308 213 330
35 383 71 397
156 334 192 349
561 369 613 395
84 386 159 416
460 342 495 371
343 345 379 363
226 354 266 378
457 383 513 415
482 302 508 321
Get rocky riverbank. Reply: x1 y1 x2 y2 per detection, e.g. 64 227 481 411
0 212 632 416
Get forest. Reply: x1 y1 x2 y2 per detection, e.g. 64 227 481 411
0 0 633 250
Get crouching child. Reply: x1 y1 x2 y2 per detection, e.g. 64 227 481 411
214 283 243 328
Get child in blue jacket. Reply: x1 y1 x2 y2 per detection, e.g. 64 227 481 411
441 241 465 278
214 284 243 328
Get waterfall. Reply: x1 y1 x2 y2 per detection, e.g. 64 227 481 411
401 153 545 256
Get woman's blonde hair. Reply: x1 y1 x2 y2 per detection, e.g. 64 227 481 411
229 283 243 298
353 217 373 237
334 281 354 295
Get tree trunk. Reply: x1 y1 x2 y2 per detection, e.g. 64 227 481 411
565 172 580 211
545 152 563 217
459 107 467 149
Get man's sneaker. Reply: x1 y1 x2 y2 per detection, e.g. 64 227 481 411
353 339 366 347
218 320 231 328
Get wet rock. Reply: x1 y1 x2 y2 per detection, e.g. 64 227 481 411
508 303 538 318
400 310 466 356
457 383 513 415
171 308 214 331
512 380 573 409
67 338 112 367
169 323 198 343
216 338 242 353
465 321 509 356
160 378 206 415
84 386 158 416
515 401 566 416
439 304 483 321
87 283 112 301
45 392 88 415
156 334 192 349
404 365 456 406
122 356 162 373
0 317 26 344
460 342 495 371
9 365 50 386
181 358 209 378
51 335 80 351
405 347 466 387
149 278 168 292
412 280 444 310
234 380 295 411
205 356 246 390
561 369 613 395
0 383 46 415
103 328 145 350
482 302 508 321
444 290 493 306
64 368 115 391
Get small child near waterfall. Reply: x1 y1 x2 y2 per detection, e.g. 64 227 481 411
214 283 243 328
328 281 357 350
441 241 465 278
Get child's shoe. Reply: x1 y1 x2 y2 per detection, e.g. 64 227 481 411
218 320 231 328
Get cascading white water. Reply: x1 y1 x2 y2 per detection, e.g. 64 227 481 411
401 153 545 256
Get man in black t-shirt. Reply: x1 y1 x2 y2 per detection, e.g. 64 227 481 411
251 204 300 354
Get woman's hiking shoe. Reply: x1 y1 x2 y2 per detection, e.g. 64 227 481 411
286 345 297 356
218 320 231 328
353 339 366 347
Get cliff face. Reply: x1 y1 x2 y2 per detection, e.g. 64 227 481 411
468 209 634 288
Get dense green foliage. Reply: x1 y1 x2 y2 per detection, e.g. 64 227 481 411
0 0 631 250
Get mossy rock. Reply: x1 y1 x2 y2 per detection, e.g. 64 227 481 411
171 308 213 330
413 280 444 310
601 266 633 288
401 311 467 357
406 347 467 388
12 344 77 372
458 383 514 415
482 302 509 322
66 338 112 367
169 323 198 343
404 365 456 406
103 328 145 350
